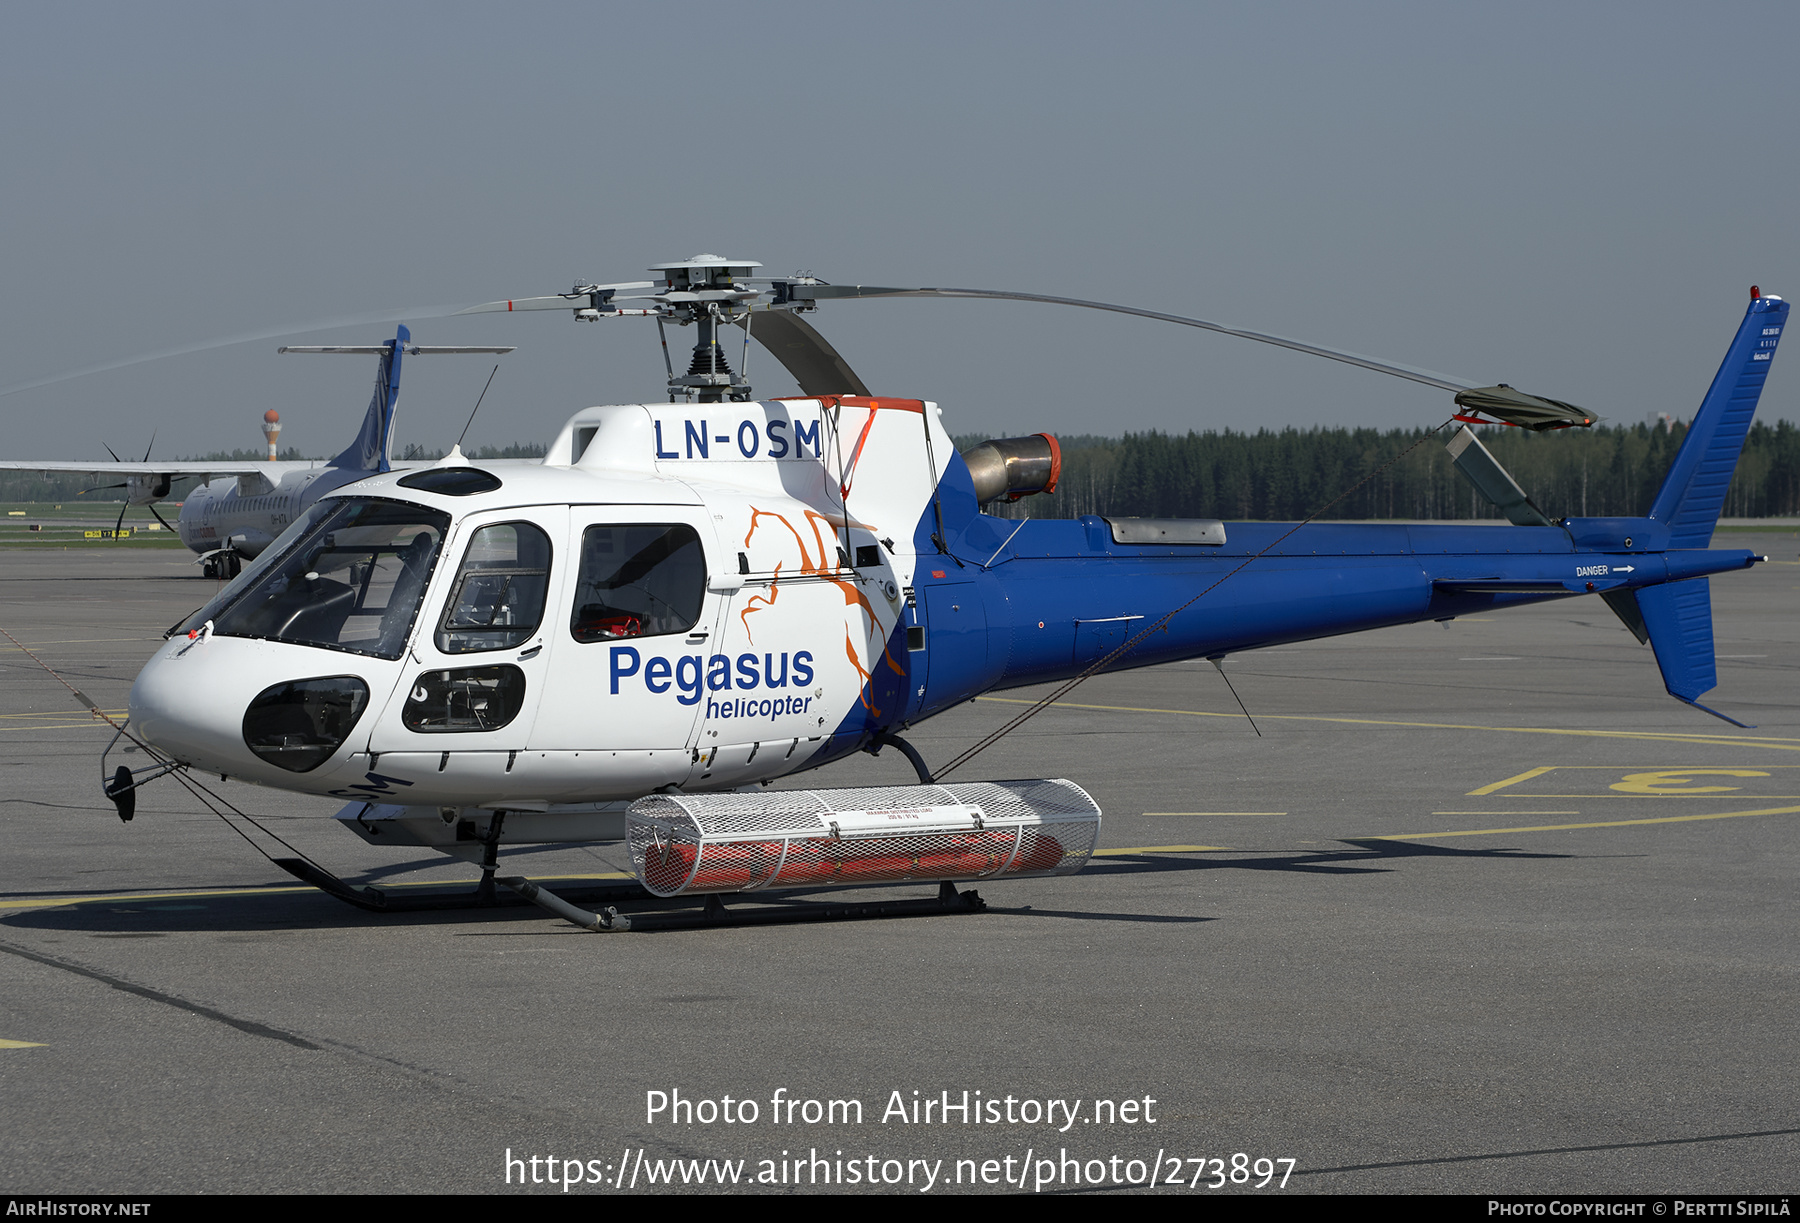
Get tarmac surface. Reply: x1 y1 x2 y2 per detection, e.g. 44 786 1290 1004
1 534 1796 1195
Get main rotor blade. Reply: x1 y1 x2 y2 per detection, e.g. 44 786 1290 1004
0 303 468 400
278 346 517 355
796 284 1485 394
454 284 655 315
739 311 871 397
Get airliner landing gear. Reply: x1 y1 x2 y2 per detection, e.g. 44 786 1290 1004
201 551 242 580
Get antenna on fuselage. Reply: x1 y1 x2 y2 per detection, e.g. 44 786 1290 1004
455 364 501 453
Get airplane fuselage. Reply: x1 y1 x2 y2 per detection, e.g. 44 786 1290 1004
176 464 361 559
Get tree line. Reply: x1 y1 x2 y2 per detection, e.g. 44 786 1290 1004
10 424 1800 521
959 421 1800 521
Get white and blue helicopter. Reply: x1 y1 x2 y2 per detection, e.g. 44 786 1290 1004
92 257 1785 927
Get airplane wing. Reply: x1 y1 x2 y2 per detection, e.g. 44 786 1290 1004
0 459 321 479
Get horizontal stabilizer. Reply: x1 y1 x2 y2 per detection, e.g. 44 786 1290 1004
1632 579 1751 727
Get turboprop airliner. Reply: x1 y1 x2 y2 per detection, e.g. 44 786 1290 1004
0 329 511 577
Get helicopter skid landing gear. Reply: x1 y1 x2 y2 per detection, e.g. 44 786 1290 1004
510 878 988 933
270 856 649 914
273 855 984 930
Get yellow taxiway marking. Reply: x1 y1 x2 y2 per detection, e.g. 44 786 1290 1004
1432 811 1581 816
1369 805 1800 841
1094 844 1230 855
1491 794 1800 800
1468 766 1558 795
974 697 1800 753
1611 769 1771 794
0 638 159 651
0 1039 47 1049
1470 764 1800 797
0 870 637 911
1142 811 1286 816
0 709 127 731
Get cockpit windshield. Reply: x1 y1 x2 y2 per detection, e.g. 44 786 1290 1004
208 499 451 659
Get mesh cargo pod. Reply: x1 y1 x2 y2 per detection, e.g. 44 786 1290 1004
628 780 1101 897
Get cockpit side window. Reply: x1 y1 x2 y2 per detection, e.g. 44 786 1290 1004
569 524 704 642
436 522 552 654
210 499 450 660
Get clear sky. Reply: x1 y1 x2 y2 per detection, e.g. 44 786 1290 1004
3 1 1795 461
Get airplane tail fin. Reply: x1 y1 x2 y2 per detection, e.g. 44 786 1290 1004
282 327 512 473
328 325 408 472
1647 293 1787 546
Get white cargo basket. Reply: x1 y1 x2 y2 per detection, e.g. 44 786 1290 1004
627 779 1101 897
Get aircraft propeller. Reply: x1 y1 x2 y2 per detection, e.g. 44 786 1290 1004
78 434 182 539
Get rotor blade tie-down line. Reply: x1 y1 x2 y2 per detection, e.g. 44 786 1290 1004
0 622 334 873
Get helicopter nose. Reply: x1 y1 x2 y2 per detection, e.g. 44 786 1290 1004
132 637 386 784
129 637 256 774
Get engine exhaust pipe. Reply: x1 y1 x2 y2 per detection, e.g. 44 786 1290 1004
963 434 1062 504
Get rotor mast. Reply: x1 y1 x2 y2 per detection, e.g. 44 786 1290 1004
648 255 762 403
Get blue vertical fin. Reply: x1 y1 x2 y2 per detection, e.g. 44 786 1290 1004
1632 579 1750 726
329 325 409 472
1648 295 1786 546
1630 291 1784 727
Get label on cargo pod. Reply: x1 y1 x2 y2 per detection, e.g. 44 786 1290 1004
827 804 988 839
